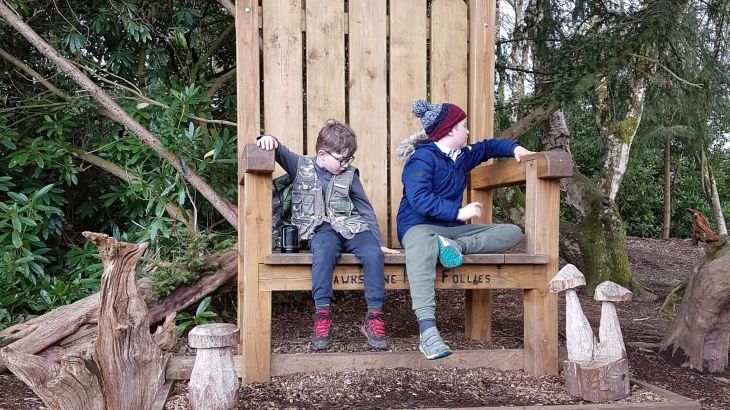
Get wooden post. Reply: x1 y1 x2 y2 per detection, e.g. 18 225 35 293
188 324 240 410
236 0 272 384
465 0 496 342
523 161 560 375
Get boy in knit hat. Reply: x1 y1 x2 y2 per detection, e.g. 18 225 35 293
258 120 400 351
396 100 533 360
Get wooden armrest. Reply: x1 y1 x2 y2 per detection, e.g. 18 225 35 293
470 151 573 190
241 143 275 175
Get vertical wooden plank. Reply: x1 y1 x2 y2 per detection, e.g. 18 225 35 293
305 0 345 156
236 0 272 384
464 0 497 341
240 175 273 384
263 0 303 177
236 0 261 184
389 0 427 248
348 0 388 242
430 0 468 108
524 162 560 375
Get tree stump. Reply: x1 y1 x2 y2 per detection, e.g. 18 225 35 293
0 232 176 410
660 243 730 373
564 358 630 403
188 324 240 410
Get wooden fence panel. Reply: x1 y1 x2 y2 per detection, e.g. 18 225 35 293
388 0 427 248
305 0 345 155
348 0 388 242
263 0 304 177
430 0 468 109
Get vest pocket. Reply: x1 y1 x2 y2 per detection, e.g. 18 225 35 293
330 198 352 215
299 193 315 215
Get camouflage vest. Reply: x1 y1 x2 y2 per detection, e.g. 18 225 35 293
290 157 369 240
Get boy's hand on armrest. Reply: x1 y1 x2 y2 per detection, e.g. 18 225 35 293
256 134 279 151
513 146 535 162
380 246 401 254
457 202 483 221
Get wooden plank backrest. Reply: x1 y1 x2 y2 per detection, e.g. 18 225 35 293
263 0 303 179
349 0 389 243
389 0 427 249
305 0 345 156
240 0 470 248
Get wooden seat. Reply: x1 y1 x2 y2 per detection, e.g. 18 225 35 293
261 252 550 291
235 0 573 384
263 252 549 265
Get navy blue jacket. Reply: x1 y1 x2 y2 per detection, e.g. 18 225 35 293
396 139 519 242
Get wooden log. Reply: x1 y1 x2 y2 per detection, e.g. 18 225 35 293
563 358 630 403
0 232 176 410
0 250 237 374
88 232 177 409
0 349 104 409
188 324 240 410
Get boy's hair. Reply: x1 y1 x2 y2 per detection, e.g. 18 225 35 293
316 120 357 156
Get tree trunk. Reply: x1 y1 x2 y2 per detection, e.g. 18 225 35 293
559 173 635 293
0 2 238 228
538 110 639 294
0 250 237 374
662 138 672 240
699 151 728 236
509 0 528 121
0 232 177 410
660 243 730 373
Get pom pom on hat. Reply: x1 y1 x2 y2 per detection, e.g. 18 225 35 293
411 100 430 118
411 99 466 142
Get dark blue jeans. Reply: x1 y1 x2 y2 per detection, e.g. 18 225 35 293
310 223 385 310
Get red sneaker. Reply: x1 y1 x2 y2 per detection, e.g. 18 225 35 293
360 311 388 350
311 309 333 350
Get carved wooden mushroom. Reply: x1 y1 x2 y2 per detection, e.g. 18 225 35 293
563 280 633 402
188 324 240 410
594 281 633 362
549 264 594 362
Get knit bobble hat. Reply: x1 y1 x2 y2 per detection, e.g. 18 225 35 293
412 99 467 142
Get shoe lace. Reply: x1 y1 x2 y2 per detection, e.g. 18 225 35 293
366 312 386 338
314 310 331 337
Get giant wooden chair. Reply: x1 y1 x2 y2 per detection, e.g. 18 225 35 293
235 0 573 383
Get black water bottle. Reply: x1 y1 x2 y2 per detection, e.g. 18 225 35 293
281 225 300 253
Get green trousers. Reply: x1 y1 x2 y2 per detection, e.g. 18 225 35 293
401 223 523 321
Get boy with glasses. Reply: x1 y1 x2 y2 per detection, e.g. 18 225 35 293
257 120 399 351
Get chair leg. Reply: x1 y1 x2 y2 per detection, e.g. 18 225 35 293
465 289 492 341
240 270 272 383
523 288 558 375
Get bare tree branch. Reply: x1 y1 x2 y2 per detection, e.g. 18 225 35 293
205 67 236 100
190 23 234 81
0 2 238 228
498 101 559 140
0 47 70 101
631 53 704 88
217 0 235 17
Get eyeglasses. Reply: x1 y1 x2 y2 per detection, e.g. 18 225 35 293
325 151 355 167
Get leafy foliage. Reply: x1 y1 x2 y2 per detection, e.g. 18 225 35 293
175 296 219 336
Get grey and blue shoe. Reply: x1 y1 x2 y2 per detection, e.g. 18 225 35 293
436 235 464 268
418 326 452 360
